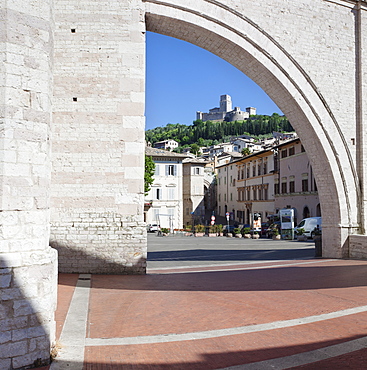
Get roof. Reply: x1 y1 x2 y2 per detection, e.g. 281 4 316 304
145 146 189 159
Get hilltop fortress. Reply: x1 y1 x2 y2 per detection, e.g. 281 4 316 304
196 94 256 122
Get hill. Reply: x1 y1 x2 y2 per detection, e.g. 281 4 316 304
145 113 293 151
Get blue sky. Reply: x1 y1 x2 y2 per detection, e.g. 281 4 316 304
145 32 283 131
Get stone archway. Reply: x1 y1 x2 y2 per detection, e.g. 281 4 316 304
144 0 367 258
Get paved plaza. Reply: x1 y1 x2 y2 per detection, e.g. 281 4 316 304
45 235 367 369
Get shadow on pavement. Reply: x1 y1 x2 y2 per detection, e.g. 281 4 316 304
148 248 315 262
84 262 367 292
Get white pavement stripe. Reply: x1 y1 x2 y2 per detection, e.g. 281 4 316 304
51 274 91 370
85 305 367 346
219 336 367 369
148 259 333 274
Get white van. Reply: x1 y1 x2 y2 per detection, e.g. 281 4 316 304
294 217 322 238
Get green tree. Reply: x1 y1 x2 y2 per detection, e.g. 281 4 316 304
241 147 251 156
144 155 155 195
190 143 200 155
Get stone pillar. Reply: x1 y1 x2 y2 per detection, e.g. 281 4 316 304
0 1 57 369
51 0 147 273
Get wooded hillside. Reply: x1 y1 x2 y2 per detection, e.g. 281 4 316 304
146 114 293 151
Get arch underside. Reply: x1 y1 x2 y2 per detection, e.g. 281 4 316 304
144 0 361 256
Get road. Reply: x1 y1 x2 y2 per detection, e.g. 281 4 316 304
147 233 316 269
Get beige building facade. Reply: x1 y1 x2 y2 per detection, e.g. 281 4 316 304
236 150 275 226
274 139 320 226
183 159 207 226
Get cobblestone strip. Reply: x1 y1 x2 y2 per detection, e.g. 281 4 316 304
50 274 91 370
85 305 367 346
220 335 367 369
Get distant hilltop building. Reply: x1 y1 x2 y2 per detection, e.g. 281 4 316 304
153 139 179 151
196 94 256 122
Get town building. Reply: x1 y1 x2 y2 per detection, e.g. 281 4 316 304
235 149 276 225
182 159 215 226
145 147 188 230
153 139 179 151
273 138 320 226
196 94 256 122
216 161 239 223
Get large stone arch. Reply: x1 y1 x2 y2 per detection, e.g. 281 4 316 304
2 1 367 366
144 0 366 258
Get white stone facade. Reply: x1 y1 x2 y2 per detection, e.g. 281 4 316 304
145 148 187 230
50 0 147 274
0 1 57 368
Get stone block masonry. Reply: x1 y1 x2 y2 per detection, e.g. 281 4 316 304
51 0 147 274
50 213 147 274
0 0 57 368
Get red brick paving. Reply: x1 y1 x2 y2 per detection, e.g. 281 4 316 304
88 260 367 338
51 260 367 369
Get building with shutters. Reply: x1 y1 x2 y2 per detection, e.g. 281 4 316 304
145 147 189 230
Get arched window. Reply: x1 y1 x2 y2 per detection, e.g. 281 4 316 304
303 206 310 219
316 204 321 217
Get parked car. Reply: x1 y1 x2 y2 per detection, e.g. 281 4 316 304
147 223 159 233
294 217 322 238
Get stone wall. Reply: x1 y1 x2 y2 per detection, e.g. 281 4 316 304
51 0 147 273
349 235 367 259
0 1 57 368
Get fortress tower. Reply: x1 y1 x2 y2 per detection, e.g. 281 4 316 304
220 94 232 112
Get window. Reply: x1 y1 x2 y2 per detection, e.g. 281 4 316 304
247 188 251 200
194 167 200 175
281 149 288 158
258 164 261 176
274 183 279 195
224 177 226 185
252 165 256 177
302 179 309 192
263 162 267 174
246 167 250 178
167 188 175 199
253 188 257 200
264 188 268 200
281 182 287 194
289 180 295 193
289 147 295 156
155 188 162 200
224 194 227 201
230 193 233 201
153 208 160 221
154 165 160 176
166 164 177 176
219 194 221 202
